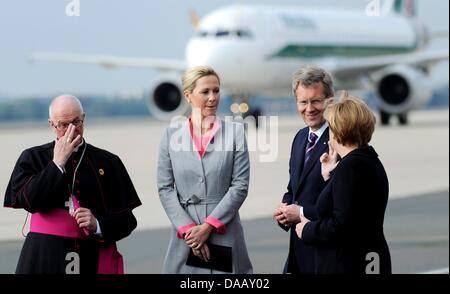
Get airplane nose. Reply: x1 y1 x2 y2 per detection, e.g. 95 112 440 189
185 38 232 72
186 39 206 66
185 36 260 94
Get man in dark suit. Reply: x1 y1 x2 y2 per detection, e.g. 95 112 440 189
296 94 391 274
273 66 335 274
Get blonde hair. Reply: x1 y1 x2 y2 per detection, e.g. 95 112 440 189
324 91 376 147
182 66 220 93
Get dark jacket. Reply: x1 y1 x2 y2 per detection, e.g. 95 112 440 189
279 126 329 274
4 141 142 273
302 146 392 274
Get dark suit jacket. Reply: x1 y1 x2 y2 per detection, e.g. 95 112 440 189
4 141 142 273
279 126 329 274
4 141 142 242
302 146 392 274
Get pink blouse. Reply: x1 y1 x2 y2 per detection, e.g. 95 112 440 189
188 118 221 158
176 118 226 238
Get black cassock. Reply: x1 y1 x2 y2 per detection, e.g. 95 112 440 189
4 141 142 274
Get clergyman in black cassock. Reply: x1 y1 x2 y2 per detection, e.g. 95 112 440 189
3 95 141 274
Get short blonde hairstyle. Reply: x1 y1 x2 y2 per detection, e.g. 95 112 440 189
324 91 376 147
182 66 220 94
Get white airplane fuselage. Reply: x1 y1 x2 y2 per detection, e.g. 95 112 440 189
31 2 447 124
186 5 425 97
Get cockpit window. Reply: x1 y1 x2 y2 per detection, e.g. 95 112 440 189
196 29 252 38
236 30 252 38
216 30 230 37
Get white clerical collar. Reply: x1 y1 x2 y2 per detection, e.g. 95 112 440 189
73 138 85 153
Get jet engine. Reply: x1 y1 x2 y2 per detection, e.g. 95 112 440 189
374 65 432 124
146 74 190 119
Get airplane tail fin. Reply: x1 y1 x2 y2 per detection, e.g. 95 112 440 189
383 0 417 17
189 10 200 28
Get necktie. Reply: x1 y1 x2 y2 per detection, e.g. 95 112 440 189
304 132 318 163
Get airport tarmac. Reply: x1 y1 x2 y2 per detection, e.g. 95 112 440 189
0 190 447 274
0 109 448 273
0 109 448 242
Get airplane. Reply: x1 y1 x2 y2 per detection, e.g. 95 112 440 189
30 0 448 125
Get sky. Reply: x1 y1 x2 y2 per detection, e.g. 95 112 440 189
0 0 448 98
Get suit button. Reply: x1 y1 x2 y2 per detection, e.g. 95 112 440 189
199 178 204 183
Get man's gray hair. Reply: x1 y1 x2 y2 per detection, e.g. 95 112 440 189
292 66 335 98
48 94 84 118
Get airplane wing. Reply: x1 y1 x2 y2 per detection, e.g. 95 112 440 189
30 52 186 72
330 49 449 80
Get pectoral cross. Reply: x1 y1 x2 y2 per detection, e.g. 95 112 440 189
65 196 75 214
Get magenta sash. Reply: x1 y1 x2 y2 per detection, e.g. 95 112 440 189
30 209 124 274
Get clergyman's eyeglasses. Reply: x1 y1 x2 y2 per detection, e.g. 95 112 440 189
50 119 84 131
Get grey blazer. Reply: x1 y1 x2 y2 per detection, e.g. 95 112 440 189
157 118 253 274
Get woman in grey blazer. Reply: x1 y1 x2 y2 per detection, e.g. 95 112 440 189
157 66 253 274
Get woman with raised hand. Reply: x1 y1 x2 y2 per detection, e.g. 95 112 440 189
296 92 392 274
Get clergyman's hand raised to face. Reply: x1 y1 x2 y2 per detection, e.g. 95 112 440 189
53 124 82 168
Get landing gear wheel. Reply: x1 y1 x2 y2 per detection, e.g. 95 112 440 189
243 107 262 128
398 113 408 125
380 110 391 126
